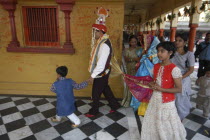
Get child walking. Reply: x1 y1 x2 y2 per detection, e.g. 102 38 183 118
141 42 186 140
196 67 210 118
50 66 89 128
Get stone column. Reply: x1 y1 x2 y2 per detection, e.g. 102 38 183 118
0 0 20 48
151 18 157 36
170 9 178 42
188 0 202 51
159 14 166 37
56 0 75 52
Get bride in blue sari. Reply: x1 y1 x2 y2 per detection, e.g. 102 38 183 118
130 35 160 111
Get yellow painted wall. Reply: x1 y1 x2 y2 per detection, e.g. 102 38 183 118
0 0 124 98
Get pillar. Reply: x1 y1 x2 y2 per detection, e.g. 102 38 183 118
56 0 75 52
151 18 157 36
170 9 179 42
0 0 20 48
188 0 202 51
159 14 166 37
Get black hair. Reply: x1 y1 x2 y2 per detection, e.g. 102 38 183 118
128 35 138 43
56 66 68 77
206 32 210 37
101 30 106 34
175 33 188 53
156 41 176 59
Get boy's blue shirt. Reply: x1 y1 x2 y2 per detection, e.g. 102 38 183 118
51 77 87 116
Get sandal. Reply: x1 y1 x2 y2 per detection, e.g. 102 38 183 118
51 116 61 122
71 124 79 128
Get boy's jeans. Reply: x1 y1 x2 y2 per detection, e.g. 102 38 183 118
56 113 80 125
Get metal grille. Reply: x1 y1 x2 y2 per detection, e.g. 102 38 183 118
22 6 59 46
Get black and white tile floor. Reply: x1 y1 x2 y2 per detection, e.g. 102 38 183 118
0 64 210 140
0 96 140 140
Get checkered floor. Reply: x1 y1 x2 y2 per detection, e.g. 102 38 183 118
0 96 140 140
182 77 210 140
1 67 210 140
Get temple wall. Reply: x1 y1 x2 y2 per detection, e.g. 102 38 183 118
0 0 124 98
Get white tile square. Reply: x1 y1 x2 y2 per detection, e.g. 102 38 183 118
129 127 141 139
99 105 110 115
62 129 87 140
183 119 202 131
2 112 23 124
204 120 210 128
0 96 8 99
78 115 92 126
127 117 138 128
37 103 54 112
93 116 114 128
117 131 130 140
0 125 7 135
191 133 210 140
46 98 56 102
17 102 35 111
11 97 25 101
117 117 129 129
8 126 33 140
24 113 45 125
28 97 42 102
0 102 15 111
35 127 59 140
93 130 115 140
77 104 91 114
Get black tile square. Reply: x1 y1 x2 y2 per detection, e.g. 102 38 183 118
20 107 40 118
104 123 127 138
29 120 51 134
74 110 82 116
190 97 196 103
197 125 210 138
53 136 64 140
75 100 86 107
51 101 56 107
192 87 199 91
21 135 37 140
41 108 56 118
185 128 196 140
88 102 105 108
5 119 26 132
54 120 73 135
88 112 104 121
1 106 19 116
32 98 49 106
80 122 102 136
186 114 207 124
106 112 125 122
83 138 91 140
0 134 10 140
0 117 3 125
14 98 30 105
0 97 12 104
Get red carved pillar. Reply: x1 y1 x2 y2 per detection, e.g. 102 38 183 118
159 29 164 37
0 0 20 48
170 27 177 42
56 0 75 52
188 23 198 52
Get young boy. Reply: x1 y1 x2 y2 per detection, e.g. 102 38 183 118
196 67 210 118
50 66 89 128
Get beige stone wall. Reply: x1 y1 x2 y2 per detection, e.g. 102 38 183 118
147 0 192 19
0 0 124 98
